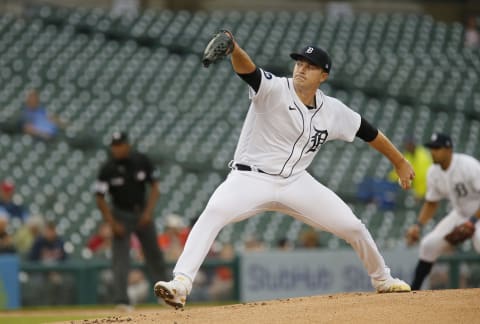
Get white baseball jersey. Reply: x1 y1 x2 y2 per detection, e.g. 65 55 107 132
425 153 480 217
233 69 361 178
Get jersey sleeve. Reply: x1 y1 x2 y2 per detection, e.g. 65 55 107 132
94 166 109 195
248 69 282 105
237 68 261 93
425 167 445 202
328 97 361 142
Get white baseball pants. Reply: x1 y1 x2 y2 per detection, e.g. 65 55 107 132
419 210 480 262
173 170 392 282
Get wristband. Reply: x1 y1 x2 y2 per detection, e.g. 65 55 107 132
469 216 478 224
415 221 423 228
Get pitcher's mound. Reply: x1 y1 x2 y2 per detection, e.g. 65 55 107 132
75 288 480 324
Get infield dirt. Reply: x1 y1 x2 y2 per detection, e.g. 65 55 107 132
53 288 480 324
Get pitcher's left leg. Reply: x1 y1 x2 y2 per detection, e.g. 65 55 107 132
279 172 409 292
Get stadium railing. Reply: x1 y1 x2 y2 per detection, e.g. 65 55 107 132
437 253 480 289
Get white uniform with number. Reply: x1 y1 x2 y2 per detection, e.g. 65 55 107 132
420 153 480 261
174 69 392 282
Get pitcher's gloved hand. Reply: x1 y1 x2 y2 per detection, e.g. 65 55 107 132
202 30 234 68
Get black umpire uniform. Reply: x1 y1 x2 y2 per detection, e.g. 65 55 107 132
95 132 166 305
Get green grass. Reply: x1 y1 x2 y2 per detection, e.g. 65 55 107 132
0 305 114 324
0 301 236 323
0 315 98 324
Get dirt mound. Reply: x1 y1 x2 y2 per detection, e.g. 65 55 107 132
67 289 480 324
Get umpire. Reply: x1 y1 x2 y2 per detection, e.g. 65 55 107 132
95 131 166 306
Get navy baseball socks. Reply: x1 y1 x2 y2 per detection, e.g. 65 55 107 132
411 260 434 290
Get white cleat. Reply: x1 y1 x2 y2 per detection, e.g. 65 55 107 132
372 277 411 293
154 279 189 310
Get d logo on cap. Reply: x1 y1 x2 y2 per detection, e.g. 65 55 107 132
306 47 314 54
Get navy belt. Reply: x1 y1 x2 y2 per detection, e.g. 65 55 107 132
234 163 267 174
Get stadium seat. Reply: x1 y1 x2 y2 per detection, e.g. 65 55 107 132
0 8 479 255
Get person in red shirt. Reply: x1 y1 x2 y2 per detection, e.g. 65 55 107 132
87 222 113 256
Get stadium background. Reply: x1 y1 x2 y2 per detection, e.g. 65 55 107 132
0 0 479 310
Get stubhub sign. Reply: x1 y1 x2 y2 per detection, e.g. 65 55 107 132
239 249 418 302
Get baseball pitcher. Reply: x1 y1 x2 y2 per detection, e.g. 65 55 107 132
155 30 415 309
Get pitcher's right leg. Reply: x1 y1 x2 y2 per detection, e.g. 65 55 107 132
155 171 275 308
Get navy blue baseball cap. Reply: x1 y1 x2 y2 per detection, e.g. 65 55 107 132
425 133 453 149
290 46 332 73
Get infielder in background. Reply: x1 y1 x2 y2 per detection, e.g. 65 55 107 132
406 133 480 290
155 31 415 309
95 132 166 307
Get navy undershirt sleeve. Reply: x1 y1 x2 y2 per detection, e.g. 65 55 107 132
356 117 379 142
237 68 261 93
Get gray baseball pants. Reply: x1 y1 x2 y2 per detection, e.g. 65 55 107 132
112 207 166 305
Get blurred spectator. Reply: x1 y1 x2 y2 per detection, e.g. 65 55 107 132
87 221 113 259
28 221 66 263
357 177 398 210
388 137 432 200
244 234 265 252
208 243 235 301
26 222 73 305
88 221 144 261
465 15 480 48
0 180 28 222
157 213 189 262
22 89 64 141
298 228 320 249
0 213 16 254
13 215 44 257
276 237 293 251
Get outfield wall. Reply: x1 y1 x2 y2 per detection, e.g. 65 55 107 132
239 249 418 302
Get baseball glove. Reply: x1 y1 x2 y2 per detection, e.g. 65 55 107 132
444 222 475 245
202 30 234 68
